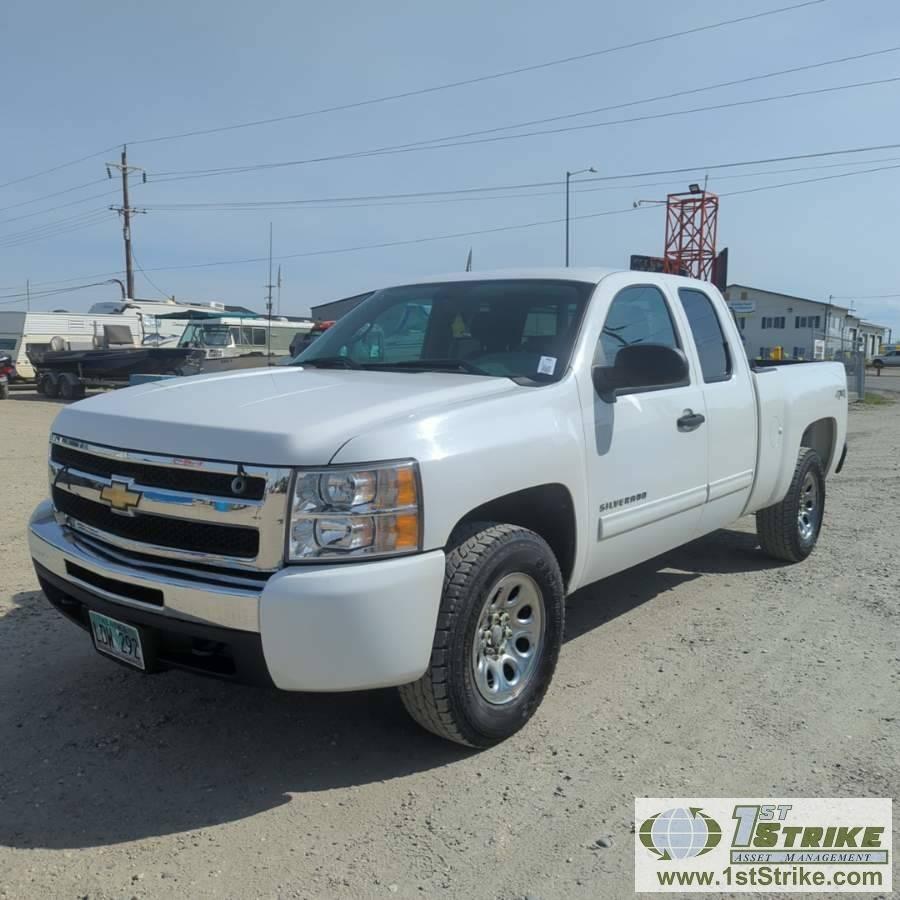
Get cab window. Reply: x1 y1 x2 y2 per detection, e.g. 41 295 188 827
597 285 680 366
678 288 732 383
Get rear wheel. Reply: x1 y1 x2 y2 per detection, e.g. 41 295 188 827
0 381 8 400
399 522 565 748
756 448 825 563
58 372 81 401
42 372 60 399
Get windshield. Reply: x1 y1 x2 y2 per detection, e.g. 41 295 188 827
294 279 594 382
178 324 233 348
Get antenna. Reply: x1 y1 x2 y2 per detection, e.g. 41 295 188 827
265 223 274 364
277 265 283 315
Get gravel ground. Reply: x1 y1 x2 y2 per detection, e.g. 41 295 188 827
0 391 897 900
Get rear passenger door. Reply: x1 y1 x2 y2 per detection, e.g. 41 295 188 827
579 282 709 584
677 287 757 532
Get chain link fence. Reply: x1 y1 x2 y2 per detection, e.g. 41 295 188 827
836 350 866 400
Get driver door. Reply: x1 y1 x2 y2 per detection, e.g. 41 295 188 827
579 282 708 584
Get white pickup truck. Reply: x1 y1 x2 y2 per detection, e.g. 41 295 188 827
30 269 848 747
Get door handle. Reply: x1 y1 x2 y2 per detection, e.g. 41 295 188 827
677 410 706 431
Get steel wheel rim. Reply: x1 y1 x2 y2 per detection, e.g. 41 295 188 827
472 572 545 706
797 471 819 542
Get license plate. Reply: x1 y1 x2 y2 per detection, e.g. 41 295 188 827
88 610 145 670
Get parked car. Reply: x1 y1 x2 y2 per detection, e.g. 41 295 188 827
0 352 14 398
872 349 900 369
29 269 848 747
289 320 335 357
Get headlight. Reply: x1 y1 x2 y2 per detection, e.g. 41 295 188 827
287 460 421 562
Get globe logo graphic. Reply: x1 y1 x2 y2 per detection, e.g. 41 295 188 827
639 808 722 860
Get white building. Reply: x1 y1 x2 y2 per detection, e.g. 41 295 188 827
724 284 888 361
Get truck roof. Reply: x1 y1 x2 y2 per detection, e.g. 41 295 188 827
384 267 620 287
380 267 721 290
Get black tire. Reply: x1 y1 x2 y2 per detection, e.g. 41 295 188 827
756 448 825 563
42 372 60 399
58 373 79 401
0 381 8 400
399 522 565 748
35 375 45 395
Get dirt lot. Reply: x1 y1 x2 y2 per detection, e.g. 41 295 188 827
0 391 897 900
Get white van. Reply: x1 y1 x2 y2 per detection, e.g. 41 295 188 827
176 316 312 359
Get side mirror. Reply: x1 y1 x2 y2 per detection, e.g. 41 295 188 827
592 343 689 403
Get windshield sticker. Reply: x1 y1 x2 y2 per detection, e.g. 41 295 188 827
537 356 557 376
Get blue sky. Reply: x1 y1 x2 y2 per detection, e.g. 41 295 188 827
1 0 899 336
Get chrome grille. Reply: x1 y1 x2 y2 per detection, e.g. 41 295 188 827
49 434 292 571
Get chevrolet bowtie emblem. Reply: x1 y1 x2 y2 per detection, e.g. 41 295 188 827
100 480 142 512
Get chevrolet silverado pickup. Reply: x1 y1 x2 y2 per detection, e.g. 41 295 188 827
29 269 848 747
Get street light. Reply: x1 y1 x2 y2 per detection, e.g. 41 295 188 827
566 167 596 267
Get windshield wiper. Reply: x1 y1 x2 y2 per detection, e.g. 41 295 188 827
296 356 361 369
368 358 491 376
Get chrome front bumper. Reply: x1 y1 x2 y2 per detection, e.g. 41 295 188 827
29 500 261 633
31 499 447 691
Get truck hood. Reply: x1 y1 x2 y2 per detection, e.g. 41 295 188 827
52 367 519 465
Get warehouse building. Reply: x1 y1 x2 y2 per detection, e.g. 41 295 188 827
724 284 889 361
310 291 374 322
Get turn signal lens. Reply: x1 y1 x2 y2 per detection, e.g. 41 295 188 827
393 513 419 550
395 466 417 508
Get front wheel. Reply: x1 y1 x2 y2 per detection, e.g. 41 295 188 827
399 522 565 748
756 448 825 563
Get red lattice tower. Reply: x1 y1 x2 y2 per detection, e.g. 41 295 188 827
663 190 719 280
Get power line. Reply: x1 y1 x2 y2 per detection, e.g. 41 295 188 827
0 280 125 306
0 215 111 250
140 155 900 213
131 250 171 300
0 188 120 228
78 159 900 276
129 0 826 147
7 140 899 289
0 178 109 214
829 292 900 299
0 209 112 249
390 46 900 150
140 141 900 209
150 74 900 181
142 141 900 209
718 160 900 196
0 147 118 193
0 1 825 197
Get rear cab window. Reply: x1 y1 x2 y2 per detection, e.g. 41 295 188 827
677 288 732 383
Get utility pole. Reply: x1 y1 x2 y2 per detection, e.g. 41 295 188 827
265 223 275 365
107 145 146 300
